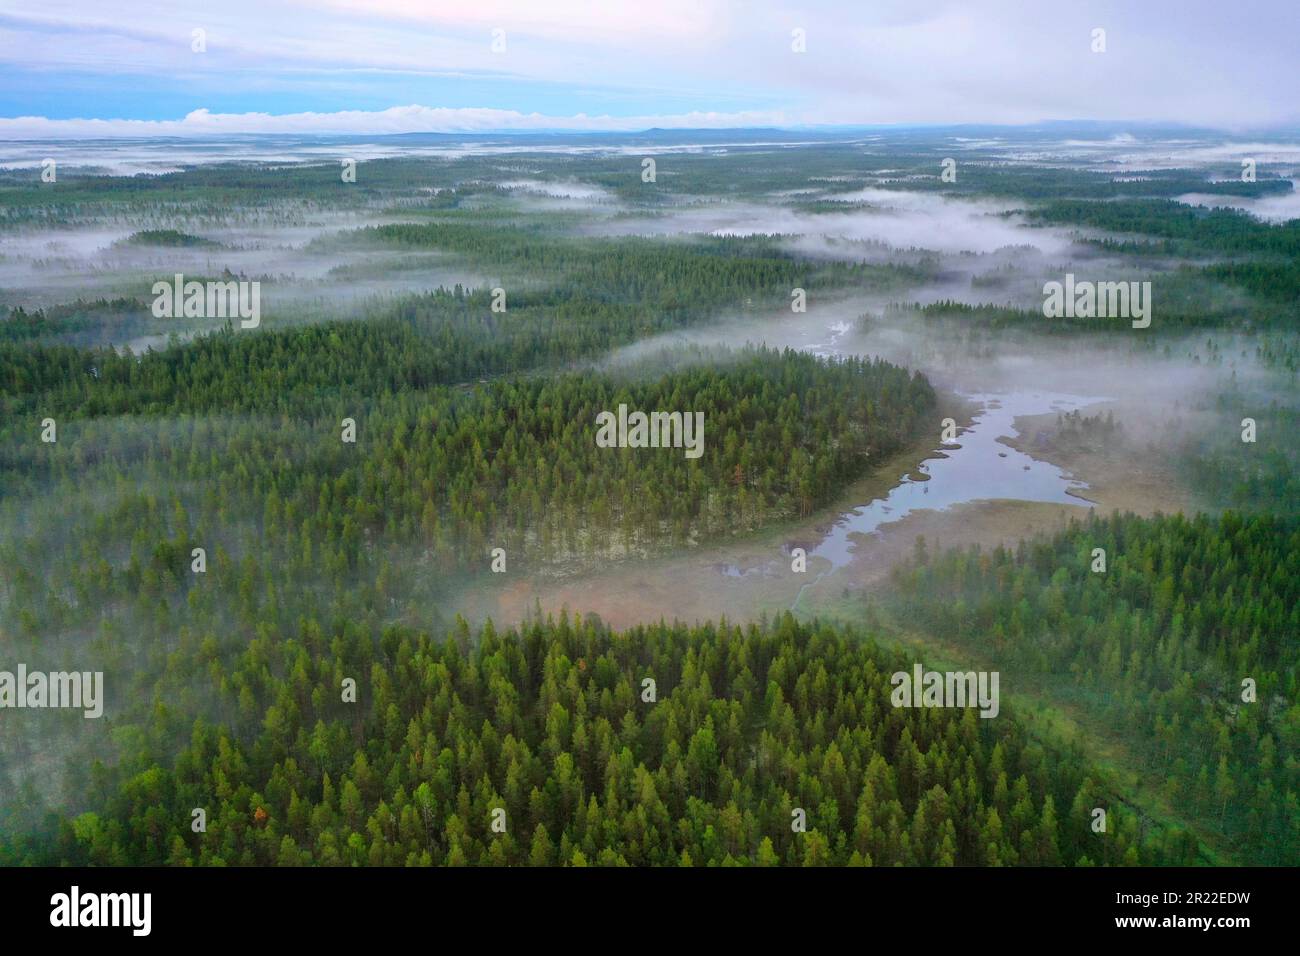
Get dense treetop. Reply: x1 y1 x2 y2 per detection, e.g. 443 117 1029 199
1 612 1195 867
888 510 1299 864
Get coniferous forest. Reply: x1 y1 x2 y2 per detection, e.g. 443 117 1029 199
4 613 1195 867
0 124 1297 885
889 511 1299 864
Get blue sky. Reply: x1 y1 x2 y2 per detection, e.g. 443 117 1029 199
1 1 1297 135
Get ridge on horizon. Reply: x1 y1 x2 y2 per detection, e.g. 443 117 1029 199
3 119 1297 144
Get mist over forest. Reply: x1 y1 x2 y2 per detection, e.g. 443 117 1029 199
1 125 1296 871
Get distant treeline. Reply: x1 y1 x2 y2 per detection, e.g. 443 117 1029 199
892 267 1293 330
0 298 147 344
356 222 928 305
118 229 222 248
1027 199 1300 257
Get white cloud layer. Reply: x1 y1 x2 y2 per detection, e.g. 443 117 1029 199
0 105 798 138
2 0 1298 129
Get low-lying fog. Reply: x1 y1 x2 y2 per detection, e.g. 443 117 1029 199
3 128 1297 828
1176 180 1300 223
581 193 1083 257
0 209 492 318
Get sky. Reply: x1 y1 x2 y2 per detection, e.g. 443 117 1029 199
0 0 1297 136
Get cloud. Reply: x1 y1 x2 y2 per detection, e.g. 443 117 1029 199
2 0 1298 129
311 0 724 41
0 105 792 138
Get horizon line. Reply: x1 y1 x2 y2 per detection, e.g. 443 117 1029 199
3 105 1299 142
